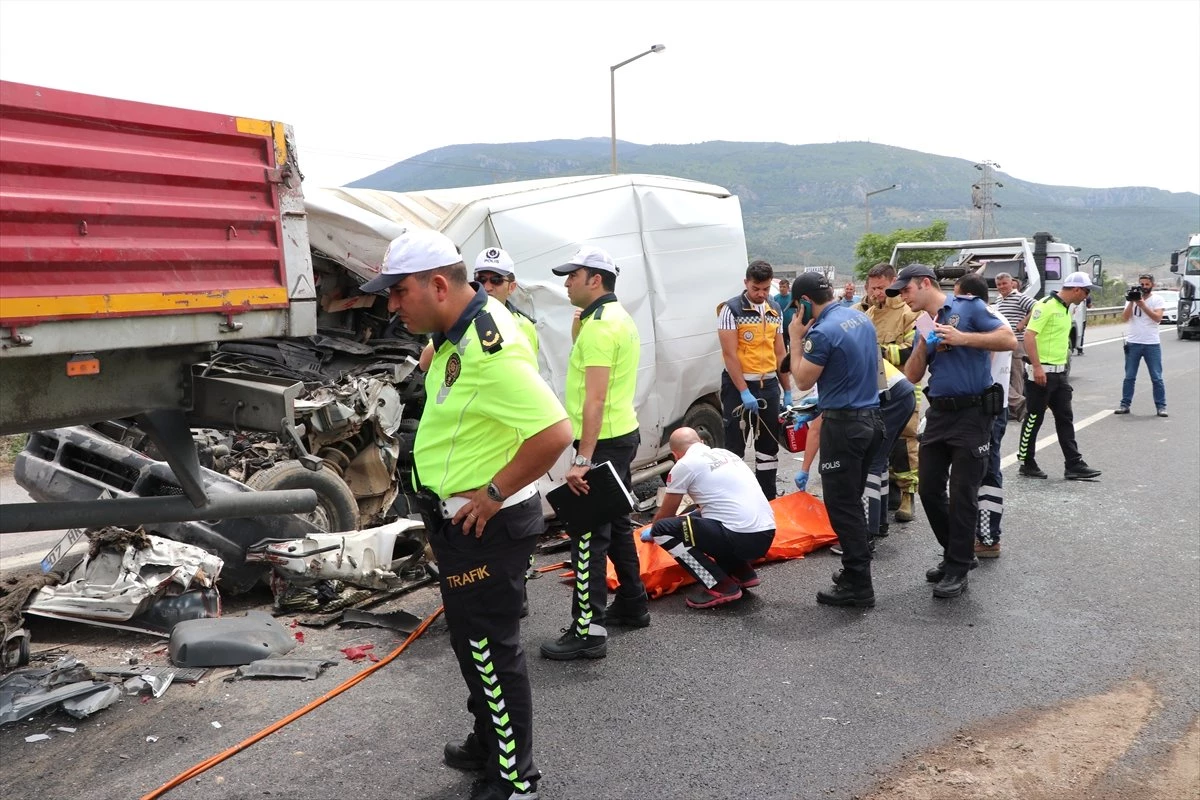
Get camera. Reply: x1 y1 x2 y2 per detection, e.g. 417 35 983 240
1126 285 1149 302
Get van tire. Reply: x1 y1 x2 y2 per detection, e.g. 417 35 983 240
247 460 360 532
683 403 725 449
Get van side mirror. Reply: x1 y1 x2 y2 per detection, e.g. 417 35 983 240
1170 251 1180 273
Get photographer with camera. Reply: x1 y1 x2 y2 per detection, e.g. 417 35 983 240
1114 273 1167 417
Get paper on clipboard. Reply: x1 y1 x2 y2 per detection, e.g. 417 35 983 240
914 312 935 339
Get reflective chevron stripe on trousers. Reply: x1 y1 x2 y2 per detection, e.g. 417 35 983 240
430 497 542 794
566 431 644 637
648 512 774 588
977 409 1009 545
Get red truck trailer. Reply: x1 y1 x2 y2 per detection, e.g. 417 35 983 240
0 81 319 532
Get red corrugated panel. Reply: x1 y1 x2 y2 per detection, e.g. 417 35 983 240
0 81 290 323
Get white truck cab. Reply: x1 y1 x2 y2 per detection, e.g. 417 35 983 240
1169 233 1200 339
890 232 1097 365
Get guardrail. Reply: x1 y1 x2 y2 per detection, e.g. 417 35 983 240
1087 306 1124 324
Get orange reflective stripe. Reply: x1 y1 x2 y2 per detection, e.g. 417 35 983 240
0 287 289 322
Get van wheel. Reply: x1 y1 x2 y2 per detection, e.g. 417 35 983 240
247 460 360 532
683 403 725 449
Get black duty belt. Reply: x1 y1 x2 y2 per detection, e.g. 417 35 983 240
821 408 881 420
928 395 982 411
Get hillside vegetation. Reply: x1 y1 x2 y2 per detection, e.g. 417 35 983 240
349 140 1199 274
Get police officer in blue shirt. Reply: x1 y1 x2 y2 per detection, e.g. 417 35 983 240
788 272 885 608
893 264 1016 599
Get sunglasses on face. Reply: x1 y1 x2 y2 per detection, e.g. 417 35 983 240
476 274 511 287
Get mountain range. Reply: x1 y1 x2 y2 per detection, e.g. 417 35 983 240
348 140 1200 273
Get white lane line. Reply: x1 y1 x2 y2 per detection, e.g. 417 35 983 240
999 409 1112 471
1083 334 1123 349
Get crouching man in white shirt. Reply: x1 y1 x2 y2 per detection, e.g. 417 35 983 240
644 427 776 610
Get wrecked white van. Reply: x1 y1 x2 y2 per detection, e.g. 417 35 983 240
306 173 750 487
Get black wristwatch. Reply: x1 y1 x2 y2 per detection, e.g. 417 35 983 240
486 481 507 502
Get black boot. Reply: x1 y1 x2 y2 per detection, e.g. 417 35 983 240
605 589 650 628
817 573 875 608
539 628 607 660
933 571 969 598
925 558 979 582
444 732 487 771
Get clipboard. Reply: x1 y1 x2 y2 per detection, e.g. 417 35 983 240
546 460 636 526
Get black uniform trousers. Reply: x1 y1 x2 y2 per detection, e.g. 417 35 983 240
648 512 775 588
568 430 643 637
918 407 993 577
1018 372 1083 467
820 409 884 588
719 372 781 499
868 387 916 537
429 495 542 794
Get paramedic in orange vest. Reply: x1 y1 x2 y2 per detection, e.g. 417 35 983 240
717 259 790 499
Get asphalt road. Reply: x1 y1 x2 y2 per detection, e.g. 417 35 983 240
2 325 1197 800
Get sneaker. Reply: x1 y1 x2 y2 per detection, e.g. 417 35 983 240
1064 462 1102 480
444 732 487 771
685 581 742 609
604 591 651 628
974 541 1001 558
829 542 843 556
730 565 761 588
1157 408 1168 418
1113 406 1130 415
1019 462 1048 479
539 628 607 660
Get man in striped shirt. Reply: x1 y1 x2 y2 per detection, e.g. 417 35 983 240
994 273 1034 419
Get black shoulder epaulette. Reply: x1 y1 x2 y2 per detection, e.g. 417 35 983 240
474 311 505 354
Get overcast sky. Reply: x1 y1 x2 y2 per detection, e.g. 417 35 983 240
2 0 1197 195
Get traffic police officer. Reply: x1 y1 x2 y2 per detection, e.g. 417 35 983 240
361 228 571 800
718 259 790 499
540 246 649 661
893 264 1015 599
419 246 539 371
1018 272 1103 480
788 271 884 608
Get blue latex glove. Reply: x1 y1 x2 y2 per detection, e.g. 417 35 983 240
793 412 815 431
794 470 810 491
925 330 942 351
640 528 654 543
739 388 759 414
782 390 794 409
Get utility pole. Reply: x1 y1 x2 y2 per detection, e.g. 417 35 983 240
969 161 1003 239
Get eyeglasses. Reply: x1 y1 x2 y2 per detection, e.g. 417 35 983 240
476 275 511 287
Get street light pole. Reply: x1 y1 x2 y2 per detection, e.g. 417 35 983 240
864 184 898 234
610 44 665 174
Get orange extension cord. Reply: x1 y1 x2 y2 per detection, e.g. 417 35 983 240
140 605 445 800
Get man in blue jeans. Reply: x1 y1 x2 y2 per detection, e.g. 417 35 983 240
1114 273 1167 417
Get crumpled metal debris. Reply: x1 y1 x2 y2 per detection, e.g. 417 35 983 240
232 658 337 680
248 518 428 592
25 528 222 635
62 684 121 719
0 657 119 725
